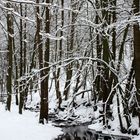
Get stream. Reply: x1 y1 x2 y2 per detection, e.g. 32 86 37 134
53 125 131 140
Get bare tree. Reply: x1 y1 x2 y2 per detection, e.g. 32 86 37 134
39 0 50 124
6 1 14 111
133 0 140 127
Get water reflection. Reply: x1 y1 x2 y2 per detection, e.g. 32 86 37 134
54 125 131 140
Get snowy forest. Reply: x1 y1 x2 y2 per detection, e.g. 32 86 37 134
0 0 140 140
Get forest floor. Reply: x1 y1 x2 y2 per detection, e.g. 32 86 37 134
0 103 62 140
0 91 140 140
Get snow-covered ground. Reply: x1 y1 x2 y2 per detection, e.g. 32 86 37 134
0 102 140 140
0 104 62 140
89 123 140 140
1 90 140 140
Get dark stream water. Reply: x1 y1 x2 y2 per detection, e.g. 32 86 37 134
54 125 131 140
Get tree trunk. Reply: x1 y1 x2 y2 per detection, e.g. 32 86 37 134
6 2 14 111
19 3 24 114
133 0 140 127
54 0 63 109
39 0 50 124
63 0 77 100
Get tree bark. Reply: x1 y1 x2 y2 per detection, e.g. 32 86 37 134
39 0 50 124
19 3 24 114
133 0 140 127
6 2 14 111
63 0 78 100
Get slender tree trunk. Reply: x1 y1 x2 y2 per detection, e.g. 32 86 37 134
133 0 140 127
19 3 24 114
54 0 63 108
63 0 77 100
36 0 44 123
13 33 19 105
6 2 14 111
108 0 116 102
124 60 134 128
100 0 110 126
39 0 50 124
23 4 28 108
95 0 102 102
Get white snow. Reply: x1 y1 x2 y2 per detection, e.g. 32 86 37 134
0 104 62 140
89 117 140 140
0 83 140 140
